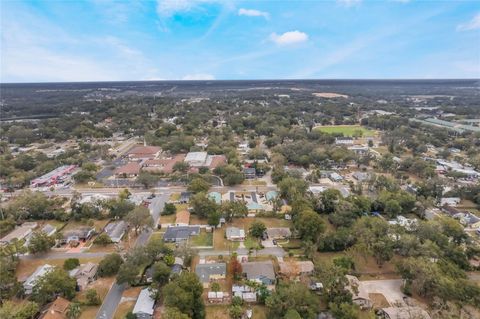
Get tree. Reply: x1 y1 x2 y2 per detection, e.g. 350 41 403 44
105 198 135 219
31 268 77 304
94 233 113 246
66 302 81 319
164 307 190 319
278 177 308 202
98 253 124 277
222 201 248 222
173 161 190 173
210 282 220 292
63 258 80 271
117 262 139 285
265 282 320 319
190 193 219 219
188 177 210 193
284 309 302 319
249 221 266 238
0 300 39 319
86 288 101 305
229 305 243 319
136 172 160 189
207 210 221 227
125 206 153 235
163 272 205 319
229 254 243 281
384 199 402 218
329 302 363 319
152 261 171 286
163 202 177 216
294 210 325 243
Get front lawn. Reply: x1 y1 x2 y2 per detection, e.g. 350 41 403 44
190 230 213 247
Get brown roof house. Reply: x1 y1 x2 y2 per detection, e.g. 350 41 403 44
142 154 186 174
127 145 162 160
69 262 98 290
175 210 190 227
40 296 71 319
115 162 141 178
278 261 314 278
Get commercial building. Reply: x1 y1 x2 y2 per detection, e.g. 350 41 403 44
30 165 77 187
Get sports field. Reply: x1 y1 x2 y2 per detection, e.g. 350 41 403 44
314 125 376 137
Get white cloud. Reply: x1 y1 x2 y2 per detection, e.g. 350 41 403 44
457 13 480 31
156 0 225 17
337 0 362 7
270 31 308 46
238 8 269 19
182 73 215 80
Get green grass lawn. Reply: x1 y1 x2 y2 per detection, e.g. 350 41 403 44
314 125 375 137
244 237 261 250
190 230 213 247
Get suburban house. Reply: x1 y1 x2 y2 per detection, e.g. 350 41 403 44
132 288 156 319
114 162 141 178
335 137 354 145
440 197 461 207
441 205 463 216
0 222 38 245
40 296 71 319
171 257 184 276
265 227 291 240
352 171 371 182
378 307 431 319
348 145 369 156
69 262 98 290
226 227 245 241
163 226 200 243
179 191 193 204
243 167 256 179
207 291 228 303
278 261 314 278
232 285 257 302
175 210 190 227
127 145 162 160
195 263 227 288
346 275 372 309
241 261 276 288
329 172 343 182
61 227 95 245
24 264 54 294
104 220 127 243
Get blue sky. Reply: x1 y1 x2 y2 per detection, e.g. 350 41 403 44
1 0 479 82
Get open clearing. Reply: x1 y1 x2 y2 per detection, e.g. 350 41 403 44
314 125 375 137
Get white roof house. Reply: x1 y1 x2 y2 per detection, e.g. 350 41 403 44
184 152 208 167
132 288 155 319
24 264 54 294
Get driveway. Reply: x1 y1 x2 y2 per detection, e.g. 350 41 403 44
358 279 406 305
261 239 276 248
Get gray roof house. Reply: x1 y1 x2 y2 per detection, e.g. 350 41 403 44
241 261 276 286
69 262 98 290
163 226 200 243
132 288 155 319
41 224 57 237
23 264 54 294
195 263 227 288
179 192 193 204
226 227 245 241
265 227 291 239
61 227 95 244
104 221 127 243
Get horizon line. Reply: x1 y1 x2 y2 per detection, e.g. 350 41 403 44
1 78 480 85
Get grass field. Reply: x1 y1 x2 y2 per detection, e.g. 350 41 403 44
314 125 375 137
190 230 213 247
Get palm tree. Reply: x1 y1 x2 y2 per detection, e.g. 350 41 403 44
67 303 81 319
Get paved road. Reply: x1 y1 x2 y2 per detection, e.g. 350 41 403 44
20 252 108 260
96 192 168 319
